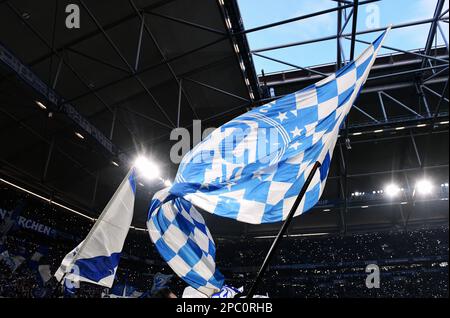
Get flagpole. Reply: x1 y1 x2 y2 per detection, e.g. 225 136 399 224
51 272 67 298
246 161 321 298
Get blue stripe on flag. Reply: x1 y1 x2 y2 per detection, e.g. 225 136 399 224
74 253 120 283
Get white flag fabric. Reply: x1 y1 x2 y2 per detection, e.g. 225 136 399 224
38 265 52 284
54 168 137 288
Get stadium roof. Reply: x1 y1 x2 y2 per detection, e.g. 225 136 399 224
0 0 260 223
0 0 448 237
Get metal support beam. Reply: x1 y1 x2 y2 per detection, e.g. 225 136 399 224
177 79 182 128
349 0 359 61
183 77 250 102
353 105 380 123
338 144 347 233
380 91 423 117
252 52 327 77
145 11 226 35
422 85 450 103
52 54 64 90
337 1 343 70
59 37 229 106
377 92 388 122
422 66 449 83
79 0 176 128
438 22 448 52
110 108 117 140
345 37 449 63
236 0 379 36
6 0 178 70
0 41 126 163
5 1 140 146
415 82 432 117
66 48 130 74
339 9 354 37
252 18 444 53
431 78 449 119
343 0 359 221
328 164 448 180
129 0 200 119
0 107 97 179
410 132 422 167
42 137 55 182
421 0 446 68
367 64 449 82
135 12 146 71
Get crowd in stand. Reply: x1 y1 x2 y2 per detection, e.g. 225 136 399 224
0 185 448 298
217 228 448 297
216 227 449 267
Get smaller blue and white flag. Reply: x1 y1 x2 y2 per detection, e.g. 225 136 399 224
108 282 143 298
54 168 137 288
0 200 25 236
63 277 79 296
151 272 173 294
0 250 23 272
147 188 224 297
211 285 244 298
28 245 51 286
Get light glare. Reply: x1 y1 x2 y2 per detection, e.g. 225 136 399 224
35 101 47 110
385 183 401 197
415 179 433 195
134 156 160 180
164 179 172 187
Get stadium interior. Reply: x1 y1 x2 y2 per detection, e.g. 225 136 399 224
0 0 448 298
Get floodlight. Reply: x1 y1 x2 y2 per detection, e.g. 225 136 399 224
415 179 433 195
385 183 401 197
134 156 160 180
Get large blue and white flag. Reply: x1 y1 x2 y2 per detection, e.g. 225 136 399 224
148 29 390 295
55 168 137 288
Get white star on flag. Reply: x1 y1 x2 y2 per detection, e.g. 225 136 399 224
291 126 302 137
290 141 301 150
277 112 288 122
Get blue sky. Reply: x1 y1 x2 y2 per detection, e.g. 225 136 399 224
237 0 449 74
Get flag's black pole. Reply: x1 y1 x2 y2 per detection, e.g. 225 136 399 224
50 272 67 298
246 161 321 298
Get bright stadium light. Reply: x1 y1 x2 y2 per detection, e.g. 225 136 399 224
134 156 160 180
35 100 47 110
415 179 433 195
385 183 401 197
